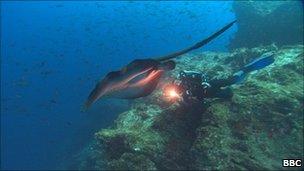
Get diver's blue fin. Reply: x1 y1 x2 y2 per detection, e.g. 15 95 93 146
242 52 275 73
233 52 275 84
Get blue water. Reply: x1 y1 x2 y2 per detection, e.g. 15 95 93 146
1 1 236 170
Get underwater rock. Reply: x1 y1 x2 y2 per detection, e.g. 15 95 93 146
76 45 303 170
229 1 303 49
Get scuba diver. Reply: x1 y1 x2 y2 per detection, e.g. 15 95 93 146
163 52 275 104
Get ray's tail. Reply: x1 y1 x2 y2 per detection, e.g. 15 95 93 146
155 20 237 62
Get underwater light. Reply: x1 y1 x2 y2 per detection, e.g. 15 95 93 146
168 89 179 98
163 84 182 102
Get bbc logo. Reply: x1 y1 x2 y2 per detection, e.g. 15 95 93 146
282 159 302 167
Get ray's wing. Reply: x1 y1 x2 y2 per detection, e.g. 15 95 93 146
106 71 121 79
83 70 122 110
123 59 159 73
83 59 160 110
83 80 106 110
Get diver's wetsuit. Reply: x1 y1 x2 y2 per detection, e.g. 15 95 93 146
169 52 274 103
174 52 275 103
176 71 236 103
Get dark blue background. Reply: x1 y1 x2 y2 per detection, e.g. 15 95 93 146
1 1 236 169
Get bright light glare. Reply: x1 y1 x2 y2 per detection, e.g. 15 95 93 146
164 87 180 100
162 84 181 103
168 89 179 98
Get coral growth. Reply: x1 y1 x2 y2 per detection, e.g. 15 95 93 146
76 45 303 170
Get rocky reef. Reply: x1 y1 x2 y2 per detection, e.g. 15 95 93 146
229 1 303 50
75 45 303 170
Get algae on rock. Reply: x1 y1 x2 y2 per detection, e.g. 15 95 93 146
77 45 303 170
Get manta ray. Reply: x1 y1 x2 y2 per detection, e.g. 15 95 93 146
84 20 236 110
